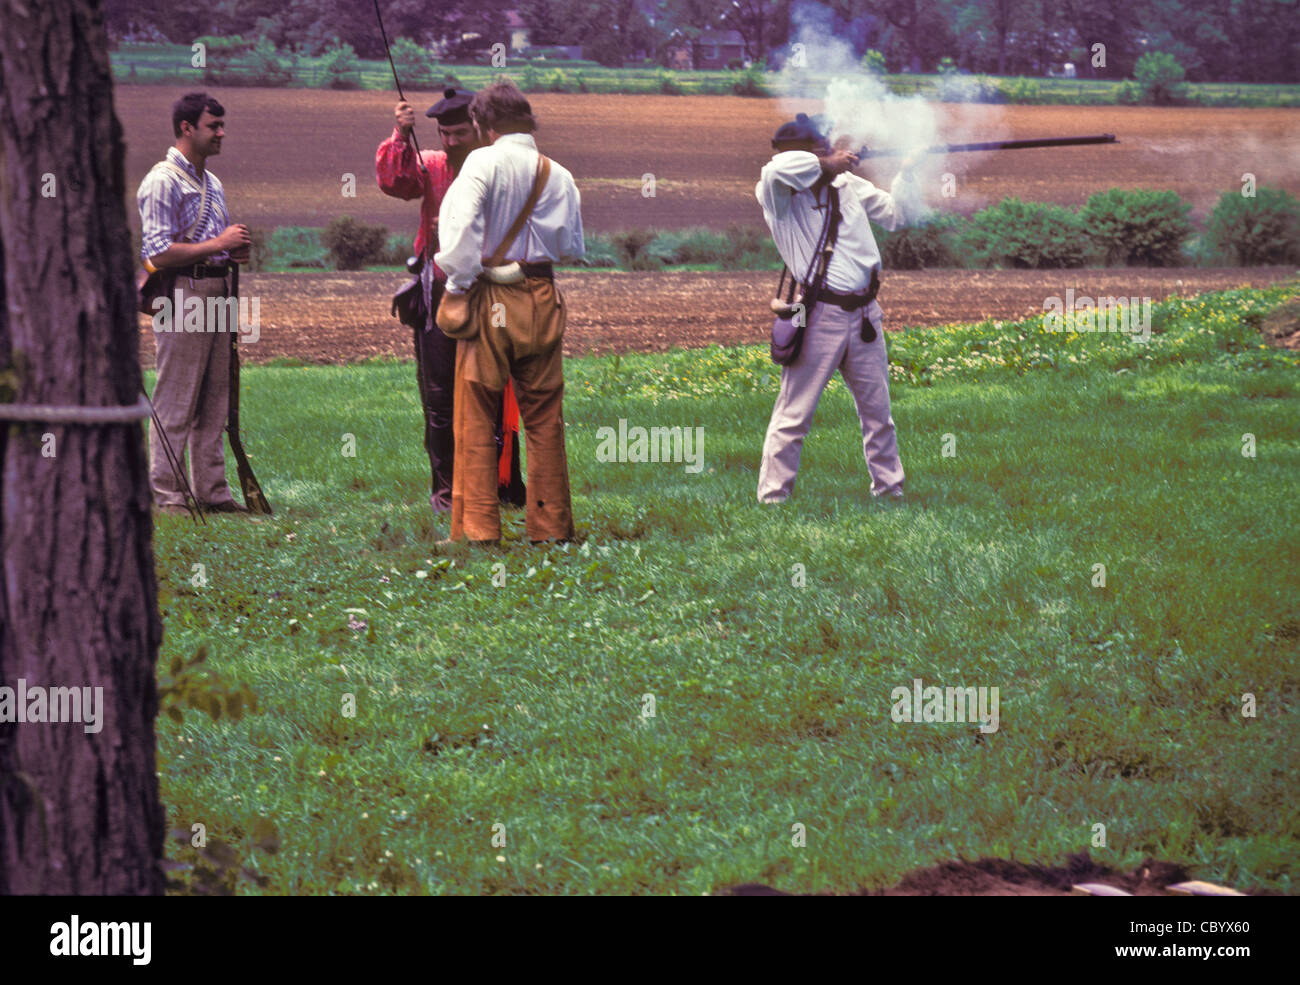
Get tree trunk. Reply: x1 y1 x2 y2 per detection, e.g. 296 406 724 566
0 0 164 894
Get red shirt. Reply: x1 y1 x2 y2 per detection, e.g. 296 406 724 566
375 128 454 269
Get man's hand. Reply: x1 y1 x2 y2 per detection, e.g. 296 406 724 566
215 223 252 254
395 100 415 136
818 148 860 176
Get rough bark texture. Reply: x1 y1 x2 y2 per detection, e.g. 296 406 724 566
0 0 164 894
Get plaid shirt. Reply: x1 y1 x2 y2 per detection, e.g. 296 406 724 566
375 128 454 267
137 147 231 263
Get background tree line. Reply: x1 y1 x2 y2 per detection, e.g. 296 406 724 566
101 0 1298 82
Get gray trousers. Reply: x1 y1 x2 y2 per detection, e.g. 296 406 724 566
148 273 236 507
757 299 905 502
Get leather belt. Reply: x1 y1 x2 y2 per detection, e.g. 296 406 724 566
174 262 232 280
817 287 872 311
519 261 553 279
816 268 881 312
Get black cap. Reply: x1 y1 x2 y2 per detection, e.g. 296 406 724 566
771 112 829 148
426 87 474 124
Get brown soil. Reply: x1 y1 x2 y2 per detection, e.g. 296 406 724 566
137 267 1297 368
113 87 1300 235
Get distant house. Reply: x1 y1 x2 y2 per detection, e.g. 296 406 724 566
505 9 530 53
663 28 747 70
663 34 693 70
696 29 746 69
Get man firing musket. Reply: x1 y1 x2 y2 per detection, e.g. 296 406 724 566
756 112 929 505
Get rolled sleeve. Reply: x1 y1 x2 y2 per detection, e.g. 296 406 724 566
434 157 489 293
137 169 179 262
375 128 424 200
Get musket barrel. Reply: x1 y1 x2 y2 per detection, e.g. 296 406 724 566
859 134 1117 158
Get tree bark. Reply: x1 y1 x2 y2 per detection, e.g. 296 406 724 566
0 0 164 894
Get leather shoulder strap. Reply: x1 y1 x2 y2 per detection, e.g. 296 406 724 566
486 154 551 267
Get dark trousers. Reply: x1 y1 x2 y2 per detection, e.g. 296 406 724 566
413 281 524 511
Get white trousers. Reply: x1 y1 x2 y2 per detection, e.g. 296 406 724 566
757 300 905 503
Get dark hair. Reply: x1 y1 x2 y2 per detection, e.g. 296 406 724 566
172 92 224 138
469 80 537 135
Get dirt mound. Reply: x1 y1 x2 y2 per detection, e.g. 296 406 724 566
720 854 1193 896
1261 295 1300 348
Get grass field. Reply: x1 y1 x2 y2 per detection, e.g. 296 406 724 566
110 43 1300 106
150 284 1299 895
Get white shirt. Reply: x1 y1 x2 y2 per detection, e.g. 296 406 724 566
756 151 921 293
435 133 585 293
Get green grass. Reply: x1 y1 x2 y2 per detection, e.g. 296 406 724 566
111 44 1300 106
151 284 1300 895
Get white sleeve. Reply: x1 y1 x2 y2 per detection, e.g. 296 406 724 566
756 151 823 220
434 153 489 293
556 172 585 260
848 170 923 232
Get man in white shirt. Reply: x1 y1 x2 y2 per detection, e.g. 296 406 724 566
755 114 923 504
434 80 584 543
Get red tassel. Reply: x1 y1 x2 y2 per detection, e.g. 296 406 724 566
499 380 520 487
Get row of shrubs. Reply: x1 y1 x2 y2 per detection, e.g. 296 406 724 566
872 185 1300 269
245 218 786 272
922 51 1297 107
246 185 1299 274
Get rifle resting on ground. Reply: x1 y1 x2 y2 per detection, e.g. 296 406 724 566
227 262 273 515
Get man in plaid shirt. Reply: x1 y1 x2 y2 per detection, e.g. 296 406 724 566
137 91 251 514
376 87 525 516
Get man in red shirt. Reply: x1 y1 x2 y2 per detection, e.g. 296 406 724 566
375 87 524 514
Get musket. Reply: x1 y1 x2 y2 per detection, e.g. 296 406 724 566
372 0 427 178
857 134 1117 158
227 262 273 515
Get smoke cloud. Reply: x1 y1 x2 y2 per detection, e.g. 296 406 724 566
778 2 1008 209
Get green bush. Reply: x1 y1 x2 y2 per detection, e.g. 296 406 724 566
649 228 729 265
612 228 659 270
872 213 966 269
391 37 437 89
732 64 766 97
861 49 886 77
961 198 1093 268
322 216 388 270
545 69 572 93
1115 80 1142 105
1203 186 1300 265
247 227 269 271
266 227 329 268
574 233 619 267
380 232 414 267
939 70 1001 103
1134 51 1187 105
999 77 1043 104
1079 188 1194 265
194 34 252 83
656 69 682 95
247 36 291 86
321 42 362 89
